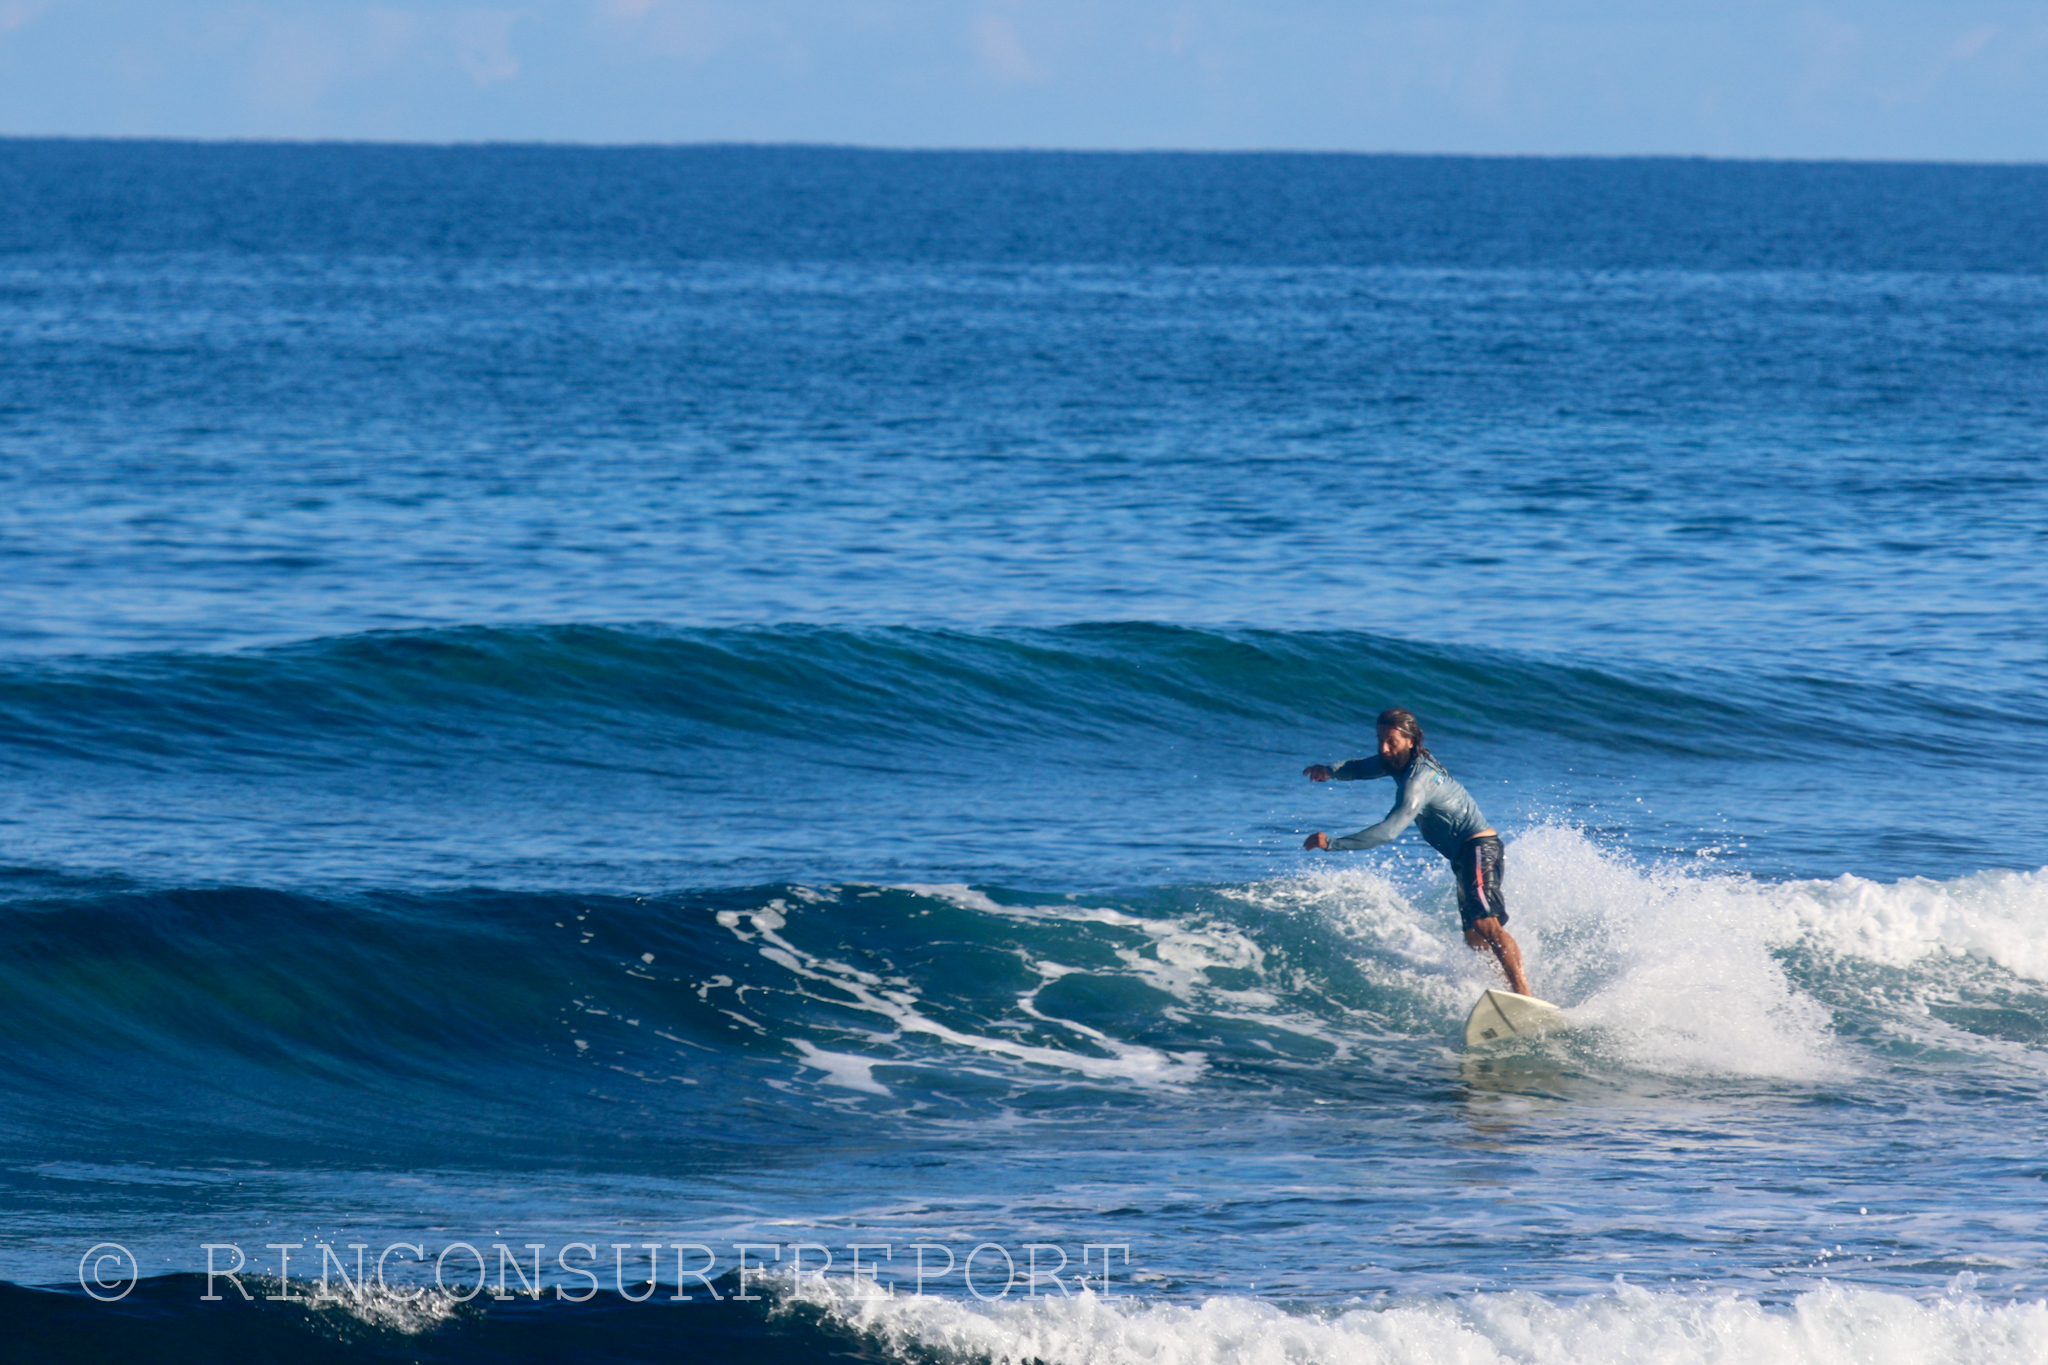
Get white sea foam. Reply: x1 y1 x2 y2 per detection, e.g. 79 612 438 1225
1232 865 1472 1021
815 883 1360 1076
731 844 2048 1098
1269 827 2048 1080
1503 826 1841 1081
788 1277 2048 1365
1232 839 1834 1080
1506 831 2048 991
1777 866 2048 981
720 897 1209 1087
792 1038 895 1094
304 1279 464 1334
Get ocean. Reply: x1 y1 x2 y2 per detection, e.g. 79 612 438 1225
2 140 2047 1363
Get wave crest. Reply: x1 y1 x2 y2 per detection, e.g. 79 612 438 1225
789 1273 2048 1365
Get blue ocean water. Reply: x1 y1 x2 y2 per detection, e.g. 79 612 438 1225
3 140 2047 1362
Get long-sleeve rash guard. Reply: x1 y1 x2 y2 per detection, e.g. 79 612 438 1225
1325 751 1492 859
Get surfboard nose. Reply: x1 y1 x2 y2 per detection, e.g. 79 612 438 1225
1464 989 1567 1049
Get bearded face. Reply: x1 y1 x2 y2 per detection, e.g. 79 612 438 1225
1377 724 1415 772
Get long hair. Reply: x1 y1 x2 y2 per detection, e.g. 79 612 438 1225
1376 707 1436 771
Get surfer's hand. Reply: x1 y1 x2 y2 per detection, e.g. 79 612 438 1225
1303 765 1332 782
1303 831 1329 851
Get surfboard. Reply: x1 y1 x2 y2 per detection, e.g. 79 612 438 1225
1463 989 1566 1049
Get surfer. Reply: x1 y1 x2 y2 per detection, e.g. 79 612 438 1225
1301 708 1531 996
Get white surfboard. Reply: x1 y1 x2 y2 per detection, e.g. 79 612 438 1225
1463 989 1567 1049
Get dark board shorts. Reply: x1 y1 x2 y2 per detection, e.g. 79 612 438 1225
1453 834 1508 929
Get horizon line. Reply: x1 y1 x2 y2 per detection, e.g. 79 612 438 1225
2 133 2044 171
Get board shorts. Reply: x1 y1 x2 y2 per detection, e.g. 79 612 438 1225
1453 834 1508 930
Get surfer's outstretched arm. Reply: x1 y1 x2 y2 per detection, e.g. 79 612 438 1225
1326 779 1424 852
1302 756 1395 850
1304 757 1387 783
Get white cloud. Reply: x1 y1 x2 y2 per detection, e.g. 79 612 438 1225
366 5 420 61
453 7 521 85
974 12 1045 84
1163 10 1196 58
1793 17 1862 107
1950 24 1995 61
246 18 351 114
0 0 50 37
213 5 529 122
595 0 741 61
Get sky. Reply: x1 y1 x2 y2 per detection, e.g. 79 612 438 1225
0 1 2044 159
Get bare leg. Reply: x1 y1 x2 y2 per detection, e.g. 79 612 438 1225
1464 918 1531 997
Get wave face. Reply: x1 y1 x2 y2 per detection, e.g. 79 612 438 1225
6 834 2048 1311
3 623 2043 892
10 836 2048 1139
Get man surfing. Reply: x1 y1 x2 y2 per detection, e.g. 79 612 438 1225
1302 708 1531 996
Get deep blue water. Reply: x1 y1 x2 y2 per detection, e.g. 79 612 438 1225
3 140 2047 1364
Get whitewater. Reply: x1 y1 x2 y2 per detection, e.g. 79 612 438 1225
3 141 2046 1364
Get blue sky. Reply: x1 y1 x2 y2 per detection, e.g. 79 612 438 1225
0 1 2043 159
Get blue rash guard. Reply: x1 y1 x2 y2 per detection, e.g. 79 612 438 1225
1325 750 1492 859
